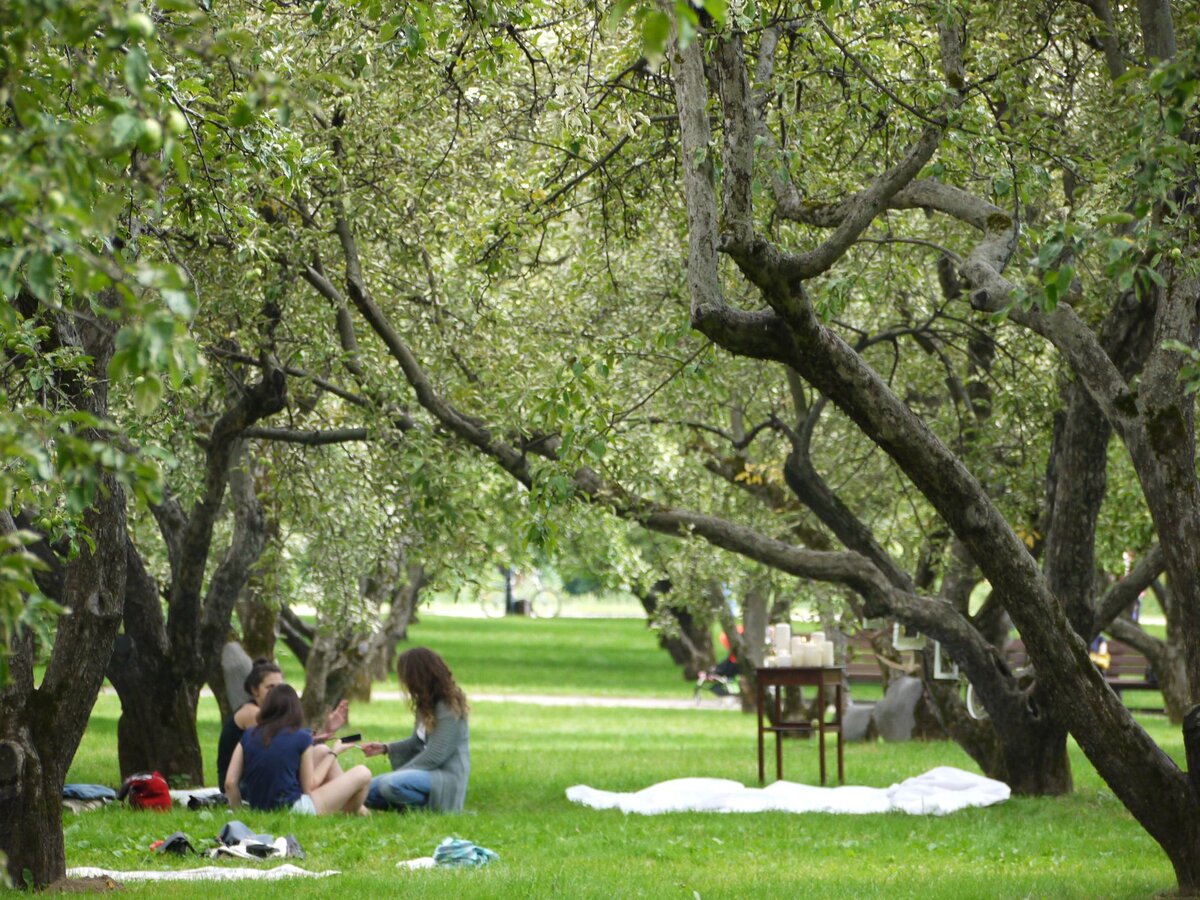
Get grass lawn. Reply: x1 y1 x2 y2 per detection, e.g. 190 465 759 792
56 615 1177 898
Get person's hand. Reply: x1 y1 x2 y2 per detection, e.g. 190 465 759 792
361 741 387 757
323 699 349 734
331 739 356 757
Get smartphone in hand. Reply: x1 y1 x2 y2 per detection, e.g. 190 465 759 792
340 733 362 743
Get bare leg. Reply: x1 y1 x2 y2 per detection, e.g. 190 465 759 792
310 764 372 815
310 745 344 787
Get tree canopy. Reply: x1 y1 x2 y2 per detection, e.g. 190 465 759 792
4 0 1200 890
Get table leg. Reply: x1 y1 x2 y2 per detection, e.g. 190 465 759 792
774 686 783 782
817 679 827 786
757 679 765 784
836 682 845 785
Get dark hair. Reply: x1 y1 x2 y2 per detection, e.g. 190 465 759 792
244 658 282 697
255 684 304 748
397 647 468 730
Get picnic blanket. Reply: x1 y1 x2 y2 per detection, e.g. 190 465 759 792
566 766 1010 816
65 865 337 883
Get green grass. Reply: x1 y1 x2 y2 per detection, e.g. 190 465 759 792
398 615 690 697
55 615 1179 898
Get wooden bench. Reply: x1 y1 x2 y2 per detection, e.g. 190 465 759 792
844 631 1162 712
844 631 884 684
1006 637 1161 711
843 631 916 685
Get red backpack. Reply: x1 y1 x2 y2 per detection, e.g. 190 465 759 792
118 771 172 811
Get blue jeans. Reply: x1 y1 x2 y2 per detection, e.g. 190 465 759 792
366 768 432 811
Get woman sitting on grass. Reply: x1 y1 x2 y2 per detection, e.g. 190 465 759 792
225 684 372 815
361 647 470 812
215 657 349 791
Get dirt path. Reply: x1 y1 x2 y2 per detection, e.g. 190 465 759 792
373 690 740 710
97 686 741 711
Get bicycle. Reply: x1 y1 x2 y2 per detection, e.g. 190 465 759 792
479 589 507 618
478 586 562 618
527 587 563 618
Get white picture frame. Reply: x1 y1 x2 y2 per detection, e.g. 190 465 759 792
932 641 960 680
893 621 926 650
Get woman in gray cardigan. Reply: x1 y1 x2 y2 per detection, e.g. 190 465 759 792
362 647 470 812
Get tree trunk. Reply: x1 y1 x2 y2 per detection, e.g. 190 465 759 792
1 488 126 883
367 562 427 685
238 593 278 661
635 579 715 680
1002 719 1073 796
238 454 281 661
113 664 203 784
1 298 127 887
0 731 61 889
111 437 276 782
1156 647 1191 725
279 603 314 665
300 631 335 726
107 545 206 784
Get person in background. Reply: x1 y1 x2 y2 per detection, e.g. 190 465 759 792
224 685 371 815
361 647 470 812
215 657 349 791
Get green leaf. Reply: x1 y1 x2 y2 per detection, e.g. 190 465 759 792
162 288 195 318
642 11 671 58
133 374 164 416
170 140 191 183
111 113 142 149
107 348 136 382
703 0 728 24
124 47 149 95
604 0 636 35
26 252 55 302
230 100 255 127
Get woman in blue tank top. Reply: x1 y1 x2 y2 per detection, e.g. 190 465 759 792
225 685 372 815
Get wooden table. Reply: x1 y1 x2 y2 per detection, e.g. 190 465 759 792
755 666 845 785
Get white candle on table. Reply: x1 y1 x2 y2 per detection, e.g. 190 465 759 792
774 623 791 651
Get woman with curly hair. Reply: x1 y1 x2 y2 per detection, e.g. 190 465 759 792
361 647 470 812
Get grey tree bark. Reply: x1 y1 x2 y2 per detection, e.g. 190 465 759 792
0 294 128 887
107 369 285 783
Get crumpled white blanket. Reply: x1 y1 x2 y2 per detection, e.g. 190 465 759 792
66 864 337 882
169 786 223 806
565 766 1010 816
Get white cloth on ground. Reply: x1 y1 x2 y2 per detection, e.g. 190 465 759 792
65 865 337 882
205 837 290 860
169 786 223 806
565 766 1010 816
396 857 437 870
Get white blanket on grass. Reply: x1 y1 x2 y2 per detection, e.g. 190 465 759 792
169 786 223 806
66 865 338 883
566 766 1009 816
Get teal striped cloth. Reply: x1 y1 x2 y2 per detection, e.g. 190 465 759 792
432 838 499 868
